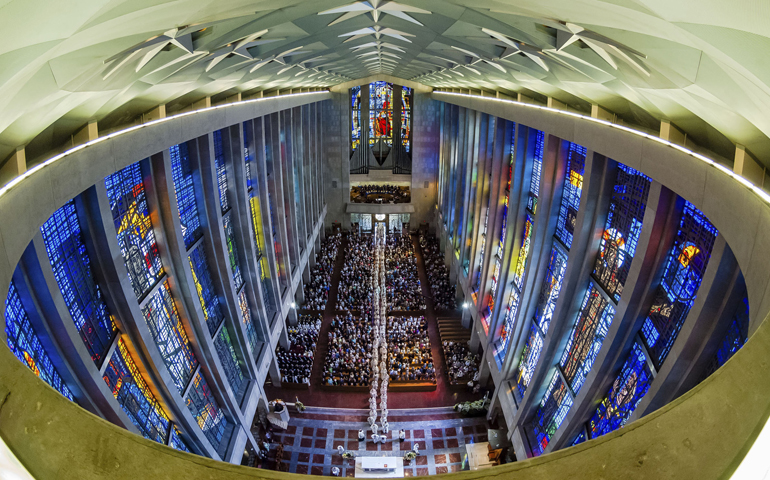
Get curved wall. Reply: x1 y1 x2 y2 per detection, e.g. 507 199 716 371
0 91 767 478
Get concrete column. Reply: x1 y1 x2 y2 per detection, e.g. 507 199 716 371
27 233 139 432
507 146 606 440
88 169 218 458
659 120 686 146
195 133 257 380
591 105 613 122
229 121 273 343
72 120 98 147
544 174 665 452
150 147 247 443
630 236 739 420
734 144 764 186
0 146 26 186
193 97 212 110
517 93 532 104
143 105 166 122
547 97 566 110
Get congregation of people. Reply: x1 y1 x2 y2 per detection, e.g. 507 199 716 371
443 340 481 391
350 184 410 204
337 233 373 311
385 234 426 311
420 233 457 311
302 233 341 310
323 314 373 387
387 316 436 383
275 314 321 385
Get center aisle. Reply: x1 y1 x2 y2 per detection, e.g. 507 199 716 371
265 232 480 408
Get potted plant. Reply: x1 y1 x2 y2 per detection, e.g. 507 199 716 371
403 451 417 462
342 451 356 459
295 397 306 412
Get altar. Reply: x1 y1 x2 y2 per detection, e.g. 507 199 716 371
354 457 405 478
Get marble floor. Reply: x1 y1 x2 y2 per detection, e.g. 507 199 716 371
261 407 493 477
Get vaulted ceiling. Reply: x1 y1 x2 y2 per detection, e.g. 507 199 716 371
2 0 770 167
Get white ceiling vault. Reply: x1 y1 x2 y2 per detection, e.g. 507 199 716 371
1 0 770 167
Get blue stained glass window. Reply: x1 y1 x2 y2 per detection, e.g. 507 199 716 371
185 370 228 449
494 288 519 368
588 340 653 438
555 143 586 249
527 130 545 214
640 201 718 369
170 143 202 249
170 425 191 452
401 86 412 152
239 290 258 354
243 122 253 191
527 371 573 456
222 213 244 291
515 323 544 398
213 130 229 214
103 338 170 443
351 85 362 152
5 282 75 401
594 164 651 302
141 281 198 392
571 430 587 446
105 162 164 298
188 246 224 336
559 285 616 393
41 200 116 365
533 246 569 334
706 297 750 376
214 326 244 394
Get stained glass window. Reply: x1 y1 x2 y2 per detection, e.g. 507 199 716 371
351 85 362 153
188 245 224 336
41 200 116 366
222 213 244 291
170 425 191 452
141 281 198 392
527 371 573 456
249 192 273 314
494 288 518 367
214 326 244 394
105 162 163 298
587 340 653 438
401 86 412 152
593 164 651 302
640 201 718 368
486 123 516 318
170 143 202 249
213 130 229 214
705 297 750 376
515 323 544 398
185 370 228 448
239 290 258 354
5 282 75 401
103 338 170 443
243 122 253 191
571 430 587 446
472 205 489 301
554 143 586 249
494 129 546 369
369 81 393 146
559 285 616 393
527 131 545 214
533 246 569 334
